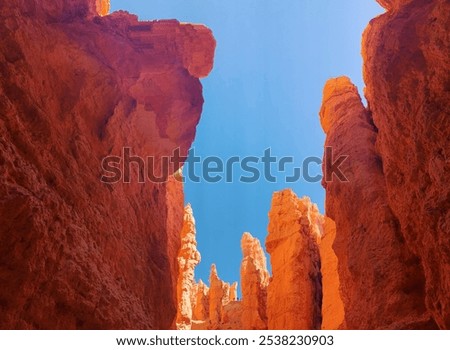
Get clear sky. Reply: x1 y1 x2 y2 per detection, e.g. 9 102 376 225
111 0 383 289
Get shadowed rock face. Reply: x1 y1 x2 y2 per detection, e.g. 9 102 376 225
362 0 450 329
0 0 215 329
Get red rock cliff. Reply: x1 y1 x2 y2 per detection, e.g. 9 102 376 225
320 0 449 329
0 0 215 329
363 0 450 329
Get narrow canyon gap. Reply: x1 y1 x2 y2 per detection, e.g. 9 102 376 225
0 0 448 330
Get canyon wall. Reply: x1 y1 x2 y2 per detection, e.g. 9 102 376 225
0 0 215 329
320 77 434 329
364 0 450 329
319 218 344 330
320 0 449 329
240 232 269 330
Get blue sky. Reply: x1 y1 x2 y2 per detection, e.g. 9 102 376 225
111 0 383 288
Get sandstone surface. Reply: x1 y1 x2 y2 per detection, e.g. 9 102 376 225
320 77 438 329
0 0 215 329
240 232 269 330
363 0 450 328
319 218 344 330
266 190 323 330
176 205 201 330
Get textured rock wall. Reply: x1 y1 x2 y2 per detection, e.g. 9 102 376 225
0 0 215 329
266 190 323 330
319 218 344 330
96 0 110 16
320 77 436 329
320 0 449 329
363 0 450 329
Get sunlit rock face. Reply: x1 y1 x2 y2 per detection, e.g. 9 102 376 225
0 0 215 329
208 264 233 329
176 205 201 330
3 0 109 21
187 265 242 330
319 218 345 330
240 232 270 330
266 190 323 330
96 0 110 16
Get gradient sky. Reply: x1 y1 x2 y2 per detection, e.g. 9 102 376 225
111 0 383 290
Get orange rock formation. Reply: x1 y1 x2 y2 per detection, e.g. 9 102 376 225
230 282 238 302
319 0 449 329
266 190 323 330
176 205 201 330
240 232 269 330
208 265 229 328
192 280 209 322
319 218 344 330
95 0 110 16
320 77 436 329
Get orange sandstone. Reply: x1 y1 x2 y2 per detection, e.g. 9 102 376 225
319 218 344 330
320 77 436 329
266 190 323 330
192 280 209 322
240 232 269 330
176 205 201 330
95 0 110 16
208 265 226 328
230 282 238 302
362 0 450 329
